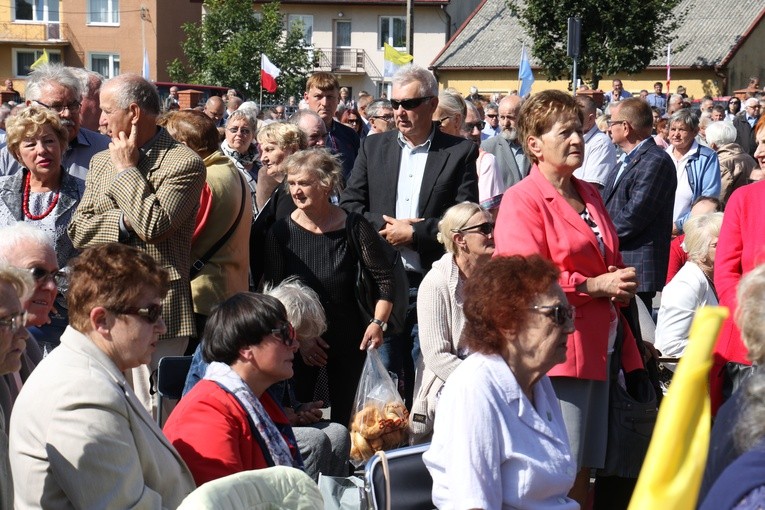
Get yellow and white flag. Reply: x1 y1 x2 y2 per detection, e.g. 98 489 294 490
628 306 729 510
30 49 49 70
383 43 413 78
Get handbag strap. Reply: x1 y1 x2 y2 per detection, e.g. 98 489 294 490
190 173 247 279
378 450 391 510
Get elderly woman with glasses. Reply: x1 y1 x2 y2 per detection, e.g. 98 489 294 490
424 255 578 509
494 90 644 506
9 243 196 508
0 265 32 510
163 292 304 486
410 202 494 443
221 110 258 195
0 106 83 349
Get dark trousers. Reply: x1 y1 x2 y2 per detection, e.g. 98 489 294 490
378 271 422 409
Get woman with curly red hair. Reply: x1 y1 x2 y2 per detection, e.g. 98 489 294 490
423 255 578 509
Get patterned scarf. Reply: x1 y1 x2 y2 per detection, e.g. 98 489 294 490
204 362 302 469
220 139 258 171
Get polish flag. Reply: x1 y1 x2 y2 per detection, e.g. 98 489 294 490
261 54 281 93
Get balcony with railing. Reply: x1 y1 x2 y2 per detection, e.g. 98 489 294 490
0 22 69 43
312 48 382 82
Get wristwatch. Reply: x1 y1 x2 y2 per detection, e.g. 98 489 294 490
370 318 388 332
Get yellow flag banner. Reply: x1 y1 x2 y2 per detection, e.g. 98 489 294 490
30 49 49 70
383 43 413 78
628 306 729 510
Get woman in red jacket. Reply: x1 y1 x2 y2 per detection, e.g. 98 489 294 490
494 90 642 506
163 293 303 485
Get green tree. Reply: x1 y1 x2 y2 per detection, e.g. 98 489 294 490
167 0 311 101
507 0 690 88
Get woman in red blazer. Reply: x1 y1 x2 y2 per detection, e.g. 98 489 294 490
712 117 765 413
163 293 303 486
494 90 642 505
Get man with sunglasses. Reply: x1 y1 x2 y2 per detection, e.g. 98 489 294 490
69 74 206 420
341 64 478 407
602 98 677 312
0 64 109 183
481 103 500 140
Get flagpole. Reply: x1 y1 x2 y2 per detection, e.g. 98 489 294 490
517 45 523 94
259 54 263 110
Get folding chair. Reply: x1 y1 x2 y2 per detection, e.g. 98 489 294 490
364 443 433 510
155 355 193 427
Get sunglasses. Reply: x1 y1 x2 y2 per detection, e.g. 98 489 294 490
529 304 575 326
465 121 486 131
452 221 495 236
390 96 433 110
271 322 296 347
29 267 67 287
485 114 498 119
372 115 394 121
0 311 27 333
227 126 252 136
111 303 163 323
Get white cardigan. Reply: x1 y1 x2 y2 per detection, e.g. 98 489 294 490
410 252 467 443
655 261 718 359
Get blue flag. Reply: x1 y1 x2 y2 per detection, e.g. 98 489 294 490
519 46 534 97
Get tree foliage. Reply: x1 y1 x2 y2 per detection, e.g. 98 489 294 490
507 0 690 88
167 0 311 100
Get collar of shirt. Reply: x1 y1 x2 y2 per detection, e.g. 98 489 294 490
396 125 436 151
583 124 600 143
138 126 164 162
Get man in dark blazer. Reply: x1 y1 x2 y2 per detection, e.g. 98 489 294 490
340 64 478 405
732 97 760 157
602 98 677 311
68 74 206 420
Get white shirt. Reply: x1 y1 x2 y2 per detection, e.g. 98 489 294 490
396 131 433 273
655 262 718 361
574 125 617 186
424 353 578 510
667 142 699 222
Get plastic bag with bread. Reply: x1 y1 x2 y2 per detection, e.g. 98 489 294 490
348 349 410 464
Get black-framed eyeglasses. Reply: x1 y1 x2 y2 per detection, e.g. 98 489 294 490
529 304 575 326
390 96 433 110
227 126 252 135
372 115 394 121
29 267 67 287
111 303 163 323
452 221 495 236
465 121 486 131
271 322 296 347
34 99 81 113
0 311 27 333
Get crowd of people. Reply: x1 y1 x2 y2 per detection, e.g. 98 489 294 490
0 59 762 509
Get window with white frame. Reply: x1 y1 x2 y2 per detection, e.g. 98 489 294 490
288 14 313 46
14 0 59 22
379 16 406 49
14 49 61 77
88 0 120 25
90 53 120 78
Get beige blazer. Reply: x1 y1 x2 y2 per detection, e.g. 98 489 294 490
68 129 206 339
9 326 196 509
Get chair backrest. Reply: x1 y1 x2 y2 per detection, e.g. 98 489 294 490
364 443 433 510
156 355 192 427
177 466 324 510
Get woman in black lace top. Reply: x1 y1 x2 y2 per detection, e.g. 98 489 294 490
264 149 394 426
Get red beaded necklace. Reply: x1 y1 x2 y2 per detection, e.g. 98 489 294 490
22 171 59 220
